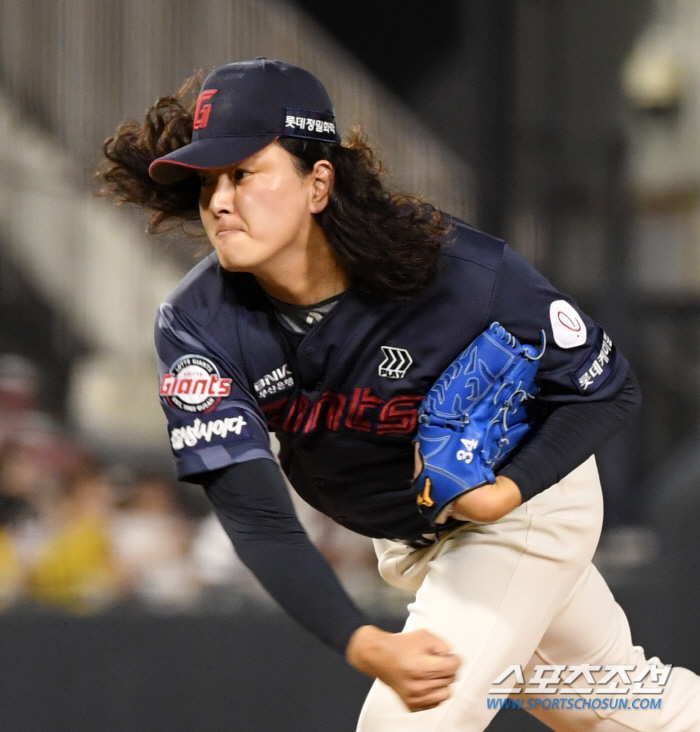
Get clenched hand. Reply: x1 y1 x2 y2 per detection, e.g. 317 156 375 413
346 625 460 712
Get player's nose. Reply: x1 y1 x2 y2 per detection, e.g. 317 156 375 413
209 173 236 215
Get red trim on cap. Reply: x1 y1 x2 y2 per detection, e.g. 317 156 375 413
148 136 281 183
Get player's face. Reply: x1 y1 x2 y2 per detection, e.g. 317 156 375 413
198 143 331 279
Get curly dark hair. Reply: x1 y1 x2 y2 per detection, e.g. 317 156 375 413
98 72 453 299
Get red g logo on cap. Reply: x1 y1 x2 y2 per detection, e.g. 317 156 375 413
193 89 218 130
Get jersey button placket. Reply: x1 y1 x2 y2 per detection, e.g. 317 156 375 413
296 341 323 393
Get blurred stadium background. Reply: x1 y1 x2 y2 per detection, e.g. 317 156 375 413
1 0 700 729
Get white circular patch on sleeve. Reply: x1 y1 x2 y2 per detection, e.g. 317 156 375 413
549 300 587 348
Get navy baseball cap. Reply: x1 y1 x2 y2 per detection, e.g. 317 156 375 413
149 58 341 184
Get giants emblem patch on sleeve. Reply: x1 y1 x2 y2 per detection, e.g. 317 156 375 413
550 300 587 349
159 354 232 413
572 332 615 393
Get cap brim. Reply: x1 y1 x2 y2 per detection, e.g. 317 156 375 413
148 134 279 184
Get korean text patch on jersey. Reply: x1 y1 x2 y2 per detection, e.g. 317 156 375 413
572 332 616 394
169 414 249 451
253 363 294 400
160 354 232 413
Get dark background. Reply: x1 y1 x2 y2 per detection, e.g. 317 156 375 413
3 2 700 730
0 577 693 732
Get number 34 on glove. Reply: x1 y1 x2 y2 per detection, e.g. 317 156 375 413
414 323 545 525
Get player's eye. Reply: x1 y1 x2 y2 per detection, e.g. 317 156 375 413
232 168 250 182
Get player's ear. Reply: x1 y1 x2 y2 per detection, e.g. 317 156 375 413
308 160 334 214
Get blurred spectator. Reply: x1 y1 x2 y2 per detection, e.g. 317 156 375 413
110 474 202 611
0 525 21 609
26 462 123 613
0 434 67 609
0 440 44 526
0 353 40 416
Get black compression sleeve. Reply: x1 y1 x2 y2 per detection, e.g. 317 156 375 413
499 369 642 501
200 458 369 654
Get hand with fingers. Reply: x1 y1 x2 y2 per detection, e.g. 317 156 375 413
346 625 460 712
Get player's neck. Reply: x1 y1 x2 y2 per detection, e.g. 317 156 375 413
254 229 349 306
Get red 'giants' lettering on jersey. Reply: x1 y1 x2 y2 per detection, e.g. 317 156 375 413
346 388 383 432
305 392 347 433
262 388 423 437
260 398 289 431
377 395 423 434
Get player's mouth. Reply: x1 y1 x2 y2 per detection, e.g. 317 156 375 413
216 224 245 237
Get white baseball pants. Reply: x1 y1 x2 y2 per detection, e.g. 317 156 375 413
357 457 700 732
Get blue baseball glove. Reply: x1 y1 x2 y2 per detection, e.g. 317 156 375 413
414 322 544 524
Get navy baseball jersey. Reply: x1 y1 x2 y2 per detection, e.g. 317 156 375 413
155 219 628 541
